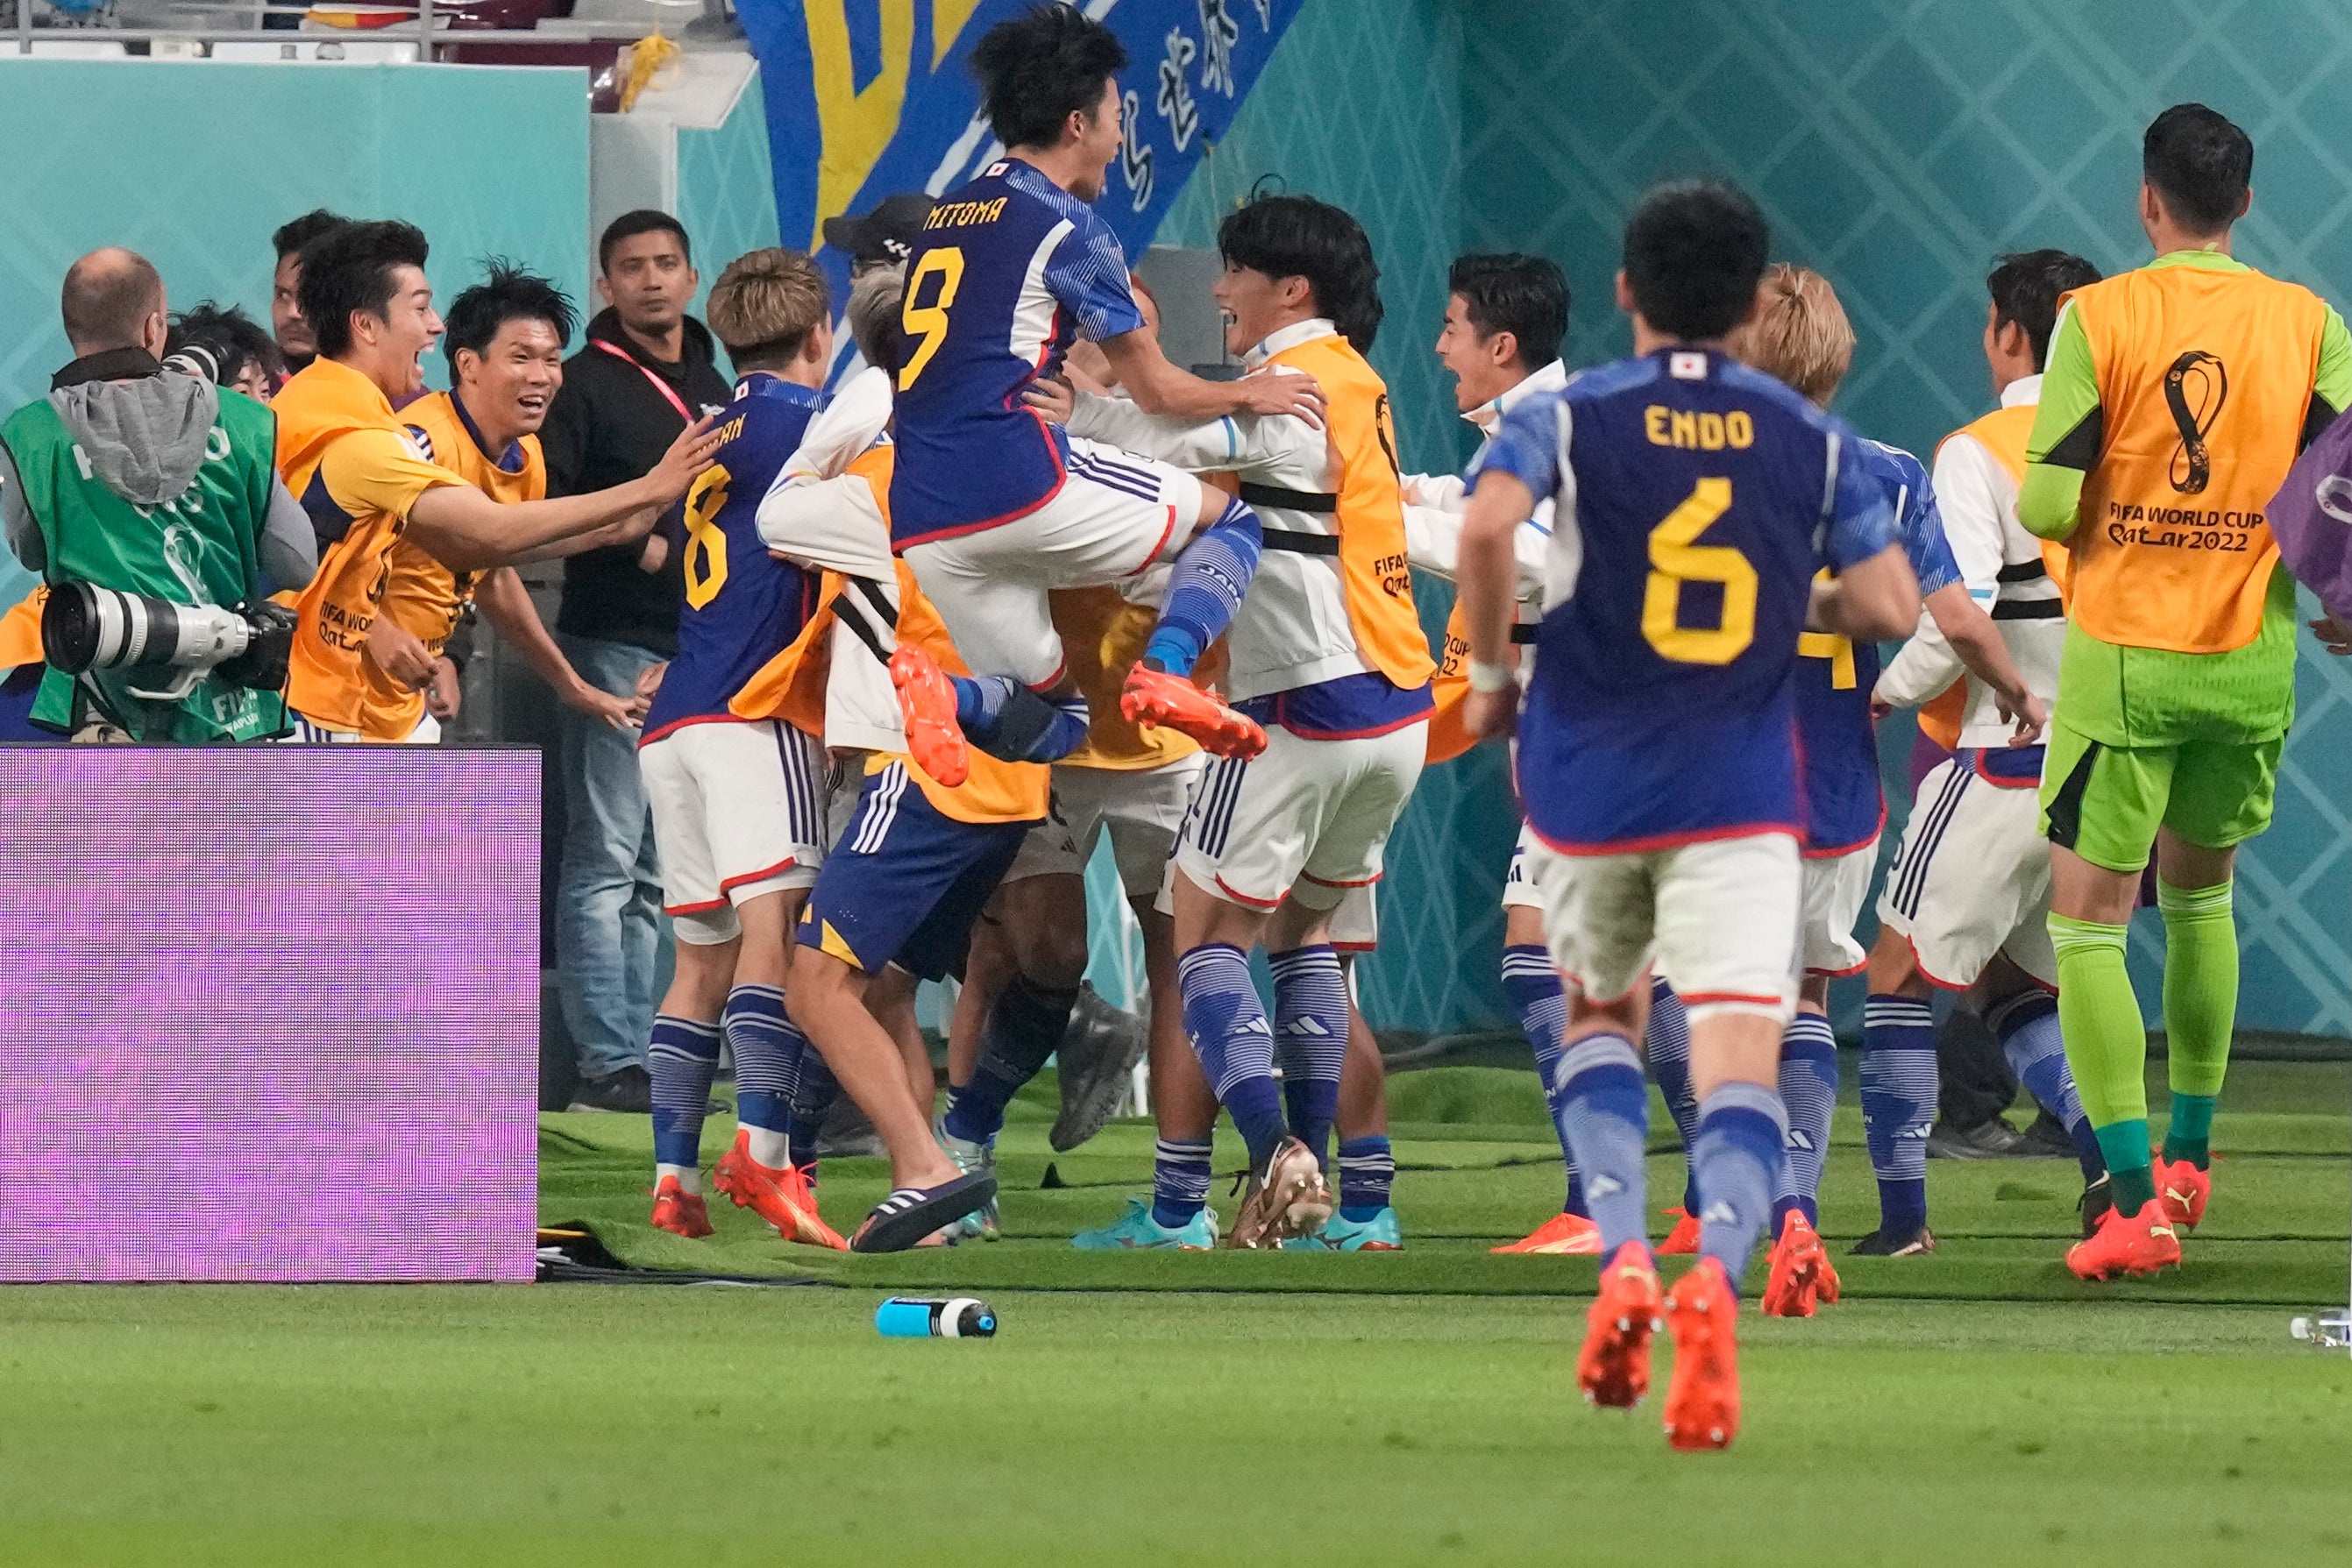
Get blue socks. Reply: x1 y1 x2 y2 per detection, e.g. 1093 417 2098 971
1644 976 1700 1212
722 983 801 1168
952 675 1091 763
1552 1033 1652 1257
1145 493 1261 677
1987 989 2106 1184
1152 1138 1214 1231
649 1014 722 1176
1774 1011 1838 1230
1338 1136 1394 1220
1178 942 1287 1171
1692 1082 1790 1295
788 1039 841 1188
1860 994 1938 1236
1269 945 1348 1167
943 975 1080 1145
1502 943 1584 1216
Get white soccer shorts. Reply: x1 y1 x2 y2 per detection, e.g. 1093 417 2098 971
1798 836 1879 977
1877 759 2057 989
1005 753 1205 898
1501 823 1543 911
1169 721 1425 913
900 438 1207 689
640 719 828 945
1524 830 1801 1024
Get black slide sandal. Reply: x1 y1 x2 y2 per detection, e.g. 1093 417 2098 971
850 1172 998 1253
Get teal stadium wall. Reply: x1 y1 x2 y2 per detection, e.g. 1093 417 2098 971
0 60 593 603
1155 0 2352 1039
674 73 785 345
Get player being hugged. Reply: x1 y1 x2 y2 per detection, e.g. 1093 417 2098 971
632 249 845 1250
882 4 1325 785
1454 181 1916 1451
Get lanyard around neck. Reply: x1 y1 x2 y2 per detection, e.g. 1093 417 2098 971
593 337 693 422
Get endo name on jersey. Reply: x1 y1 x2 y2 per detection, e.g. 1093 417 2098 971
1475 348 1899 853
642 376 825 742
887 160 1145 550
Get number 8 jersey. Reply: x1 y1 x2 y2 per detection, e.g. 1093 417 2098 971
1474 347 1899 853
640 375 826 742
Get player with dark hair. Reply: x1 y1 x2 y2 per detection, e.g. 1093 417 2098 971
882 3 1326 799
271 207 348 372
166 302 285 403
2020 104 2352 1280
273 222 721 742
1866 248 2112 1253
1040 191 1431 1248
1453 178 1915 1448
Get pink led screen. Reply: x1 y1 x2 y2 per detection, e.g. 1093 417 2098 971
0 747 539 1281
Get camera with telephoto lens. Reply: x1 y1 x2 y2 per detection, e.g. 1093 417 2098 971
40 583 296 701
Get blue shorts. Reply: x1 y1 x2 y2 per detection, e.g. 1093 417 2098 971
796 759 1034 981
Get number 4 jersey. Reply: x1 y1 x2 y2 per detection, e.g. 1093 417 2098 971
640 375 826 743
1475 347 1899 853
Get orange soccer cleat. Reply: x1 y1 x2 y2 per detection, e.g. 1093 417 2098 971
889 643 970 787
1660 1255 1742 1451
650 1174 713 1238
1493 1210 1604 1255
712 1132 849 1250
1578 1241 1663 1409
2155 1157 2211 1231
2064 1198 2182 1281
1656 1205 1702 1255
1120 663 1267 760
1759 1211 1835 1318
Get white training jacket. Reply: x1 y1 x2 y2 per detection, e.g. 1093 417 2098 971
1873 373 2066 748
1399 355 1566 615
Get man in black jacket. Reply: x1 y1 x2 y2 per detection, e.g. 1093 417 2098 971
541 209 734 1111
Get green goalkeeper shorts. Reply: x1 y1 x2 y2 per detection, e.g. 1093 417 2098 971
2040 716 2281 872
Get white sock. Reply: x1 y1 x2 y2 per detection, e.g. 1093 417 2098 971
745 1126 792 1168
657 1161 701 1195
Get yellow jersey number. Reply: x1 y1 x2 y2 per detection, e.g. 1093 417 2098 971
1795 569 1857 687
1640 477 1757 664
899 247 966 387
682 463 730 610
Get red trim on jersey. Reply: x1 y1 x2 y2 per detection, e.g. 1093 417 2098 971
1528 821 1802 858
664 896 728 915
1300 869 1382 890
1212 874 1283 910
638 712 754 749
1678 990 1793 1009
1281 710 1433 742
1026 656 1069 694
1901 933 1976 995
1331 940 1378 954
892 420 1070 551
1803 956 1869 979
1970 751 2043 789
1802 798 1885 860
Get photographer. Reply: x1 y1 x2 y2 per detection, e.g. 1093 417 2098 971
0 248 318 742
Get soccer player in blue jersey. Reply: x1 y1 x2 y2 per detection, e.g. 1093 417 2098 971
884 4 1325 786
635 249 987 1254
1453 181 1918 1451
1724 264 2067 1307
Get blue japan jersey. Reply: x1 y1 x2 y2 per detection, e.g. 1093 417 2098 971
889 160 1146 550
642 376 824 742
1792 437 1955 854
1475 349 1899 853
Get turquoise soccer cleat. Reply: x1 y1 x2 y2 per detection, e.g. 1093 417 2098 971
1071 1197 1217 1250
1312 1207 1404 1252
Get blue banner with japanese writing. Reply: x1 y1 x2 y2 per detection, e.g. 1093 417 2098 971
739 0 1302 287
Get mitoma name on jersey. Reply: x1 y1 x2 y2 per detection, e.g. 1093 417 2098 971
924 197 1008 229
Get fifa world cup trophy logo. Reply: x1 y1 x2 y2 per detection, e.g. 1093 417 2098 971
2164 350 2228 494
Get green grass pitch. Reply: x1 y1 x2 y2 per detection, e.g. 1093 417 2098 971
4 1061 2348 1565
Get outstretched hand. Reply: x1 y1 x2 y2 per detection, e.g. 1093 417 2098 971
643 415 726 505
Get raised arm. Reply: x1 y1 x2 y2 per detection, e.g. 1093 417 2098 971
1095 327 1326 427
406 416 720 572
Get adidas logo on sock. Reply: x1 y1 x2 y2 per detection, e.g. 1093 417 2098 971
1587 1174 1624 1200
1701 1202 1739 1225
1279 1017 1332 1037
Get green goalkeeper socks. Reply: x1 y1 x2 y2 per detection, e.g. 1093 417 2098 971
2050 911 2155 1215
2157 880 2235 1170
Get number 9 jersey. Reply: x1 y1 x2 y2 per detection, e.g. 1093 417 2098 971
1474 347 1899 853
640 375 827 741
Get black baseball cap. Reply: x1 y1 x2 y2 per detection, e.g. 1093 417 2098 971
821 193 937 267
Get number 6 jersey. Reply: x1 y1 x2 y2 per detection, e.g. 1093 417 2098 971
640 374 826 743
1474 347 1899 853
